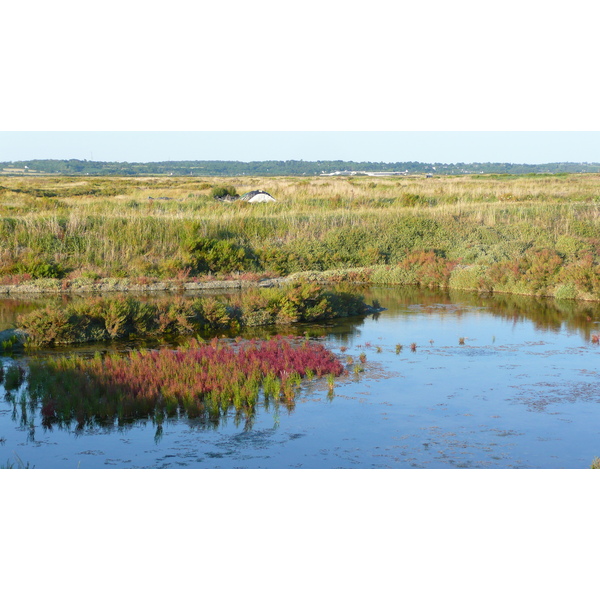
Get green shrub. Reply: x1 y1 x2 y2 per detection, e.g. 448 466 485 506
449 265 486 291
17 285 373 346
210 185 237 198
554 283 578 300
188 237 257 274
17 307 75 346
12 258 65 279
371 251 456 289
555 235 593 259
155 298 196 335
557 255 600 297
193 297 236 330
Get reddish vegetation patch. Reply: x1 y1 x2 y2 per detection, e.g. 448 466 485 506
398 251 458 288
29 336 344 428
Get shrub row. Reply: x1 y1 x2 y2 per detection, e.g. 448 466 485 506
16 283 372 347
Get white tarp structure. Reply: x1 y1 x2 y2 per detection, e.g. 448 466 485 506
241 190 277 203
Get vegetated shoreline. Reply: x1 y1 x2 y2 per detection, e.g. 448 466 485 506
6 281 379 348
1 265 600 303
3 175 600 304
0 274 289 296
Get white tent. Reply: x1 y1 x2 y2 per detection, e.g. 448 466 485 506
241 190 277 203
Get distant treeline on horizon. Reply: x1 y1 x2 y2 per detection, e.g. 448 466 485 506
1 159 599 176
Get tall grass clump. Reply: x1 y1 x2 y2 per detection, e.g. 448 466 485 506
27 336 345 429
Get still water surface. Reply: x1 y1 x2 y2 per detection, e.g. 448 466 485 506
1 286 600 468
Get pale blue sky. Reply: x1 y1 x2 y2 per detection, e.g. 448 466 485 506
1 132 599 164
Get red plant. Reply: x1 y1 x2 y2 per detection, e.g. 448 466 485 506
0 273 33 285
32 336 345 428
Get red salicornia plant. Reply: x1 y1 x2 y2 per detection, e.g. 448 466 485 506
28 335 344 429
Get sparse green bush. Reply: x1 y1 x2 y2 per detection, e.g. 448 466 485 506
17 306 75 346
371 251 456 289
210 185 237 198
188 237 257 274
554 283 578 300
8 257 65 279
449 265 486 292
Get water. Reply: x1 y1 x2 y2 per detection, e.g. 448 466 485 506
1 286 600 468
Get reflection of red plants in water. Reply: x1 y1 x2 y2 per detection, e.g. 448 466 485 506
591 334 599 344
410 343 417 352
30 336 344 428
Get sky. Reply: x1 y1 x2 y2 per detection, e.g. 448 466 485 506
2 3 599 168
1 131 600 164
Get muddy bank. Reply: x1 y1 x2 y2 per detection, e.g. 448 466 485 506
0 268 372 297
0 276 290 296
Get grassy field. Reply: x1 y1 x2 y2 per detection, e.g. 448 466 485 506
1 173 600 300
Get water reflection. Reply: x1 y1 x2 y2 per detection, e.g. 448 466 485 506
2 342 306 438
3 385 297 444
2 285 600 467
5 284 600 346
358 286 600 341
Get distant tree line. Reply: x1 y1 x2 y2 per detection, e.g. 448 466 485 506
1 158 599 176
